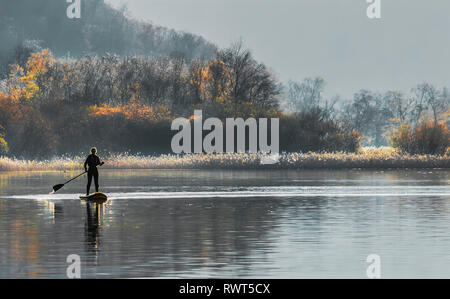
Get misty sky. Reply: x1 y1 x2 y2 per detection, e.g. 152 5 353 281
106 0 450 99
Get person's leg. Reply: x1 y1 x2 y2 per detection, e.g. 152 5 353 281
94 168 99 192
87 170 93 195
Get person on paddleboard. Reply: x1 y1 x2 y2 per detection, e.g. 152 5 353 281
84 147 105 195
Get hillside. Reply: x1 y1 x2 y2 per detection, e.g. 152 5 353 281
0 0 217 78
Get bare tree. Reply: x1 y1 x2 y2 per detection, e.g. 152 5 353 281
287 77 325 113
411 83 449 126
384 91 412 123
218 41 280 113
428 86 449 125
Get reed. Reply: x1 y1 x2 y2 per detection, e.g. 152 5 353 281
1 147 448 171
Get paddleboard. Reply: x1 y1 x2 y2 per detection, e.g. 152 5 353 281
80 192 108 203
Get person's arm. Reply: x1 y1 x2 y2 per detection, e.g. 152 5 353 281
96 156 104 166
84 156 89 172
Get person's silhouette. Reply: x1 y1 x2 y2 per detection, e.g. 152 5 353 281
84 147 104 195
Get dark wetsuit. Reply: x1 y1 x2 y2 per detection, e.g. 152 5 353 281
84 154 102 194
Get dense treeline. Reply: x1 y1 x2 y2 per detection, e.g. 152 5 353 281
1 56 449 158
0 46 448 157
0 0 216 79
0 45 360 158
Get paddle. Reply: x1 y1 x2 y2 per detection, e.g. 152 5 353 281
52 171 87 193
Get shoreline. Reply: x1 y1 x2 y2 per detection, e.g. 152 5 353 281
1 150 449 172
0 168 448 175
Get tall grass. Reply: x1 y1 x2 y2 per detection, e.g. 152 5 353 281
0 148 448 171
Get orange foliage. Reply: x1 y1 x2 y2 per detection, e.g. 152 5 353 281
0 92 23 121
189 59 233 103
26 49 54 76
390 121 449 155
204 60 231 100
189 63 211 101
0 121 7 154
8 49 55 101
89 102 171 121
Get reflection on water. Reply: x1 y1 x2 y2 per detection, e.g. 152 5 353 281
0 169 449 278
85 203 103 252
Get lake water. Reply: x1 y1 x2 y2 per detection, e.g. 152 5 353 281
0 169 449 278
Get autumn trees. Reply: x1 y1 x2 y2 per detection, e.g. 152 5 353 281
0 45 288 157
0 46 447 157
